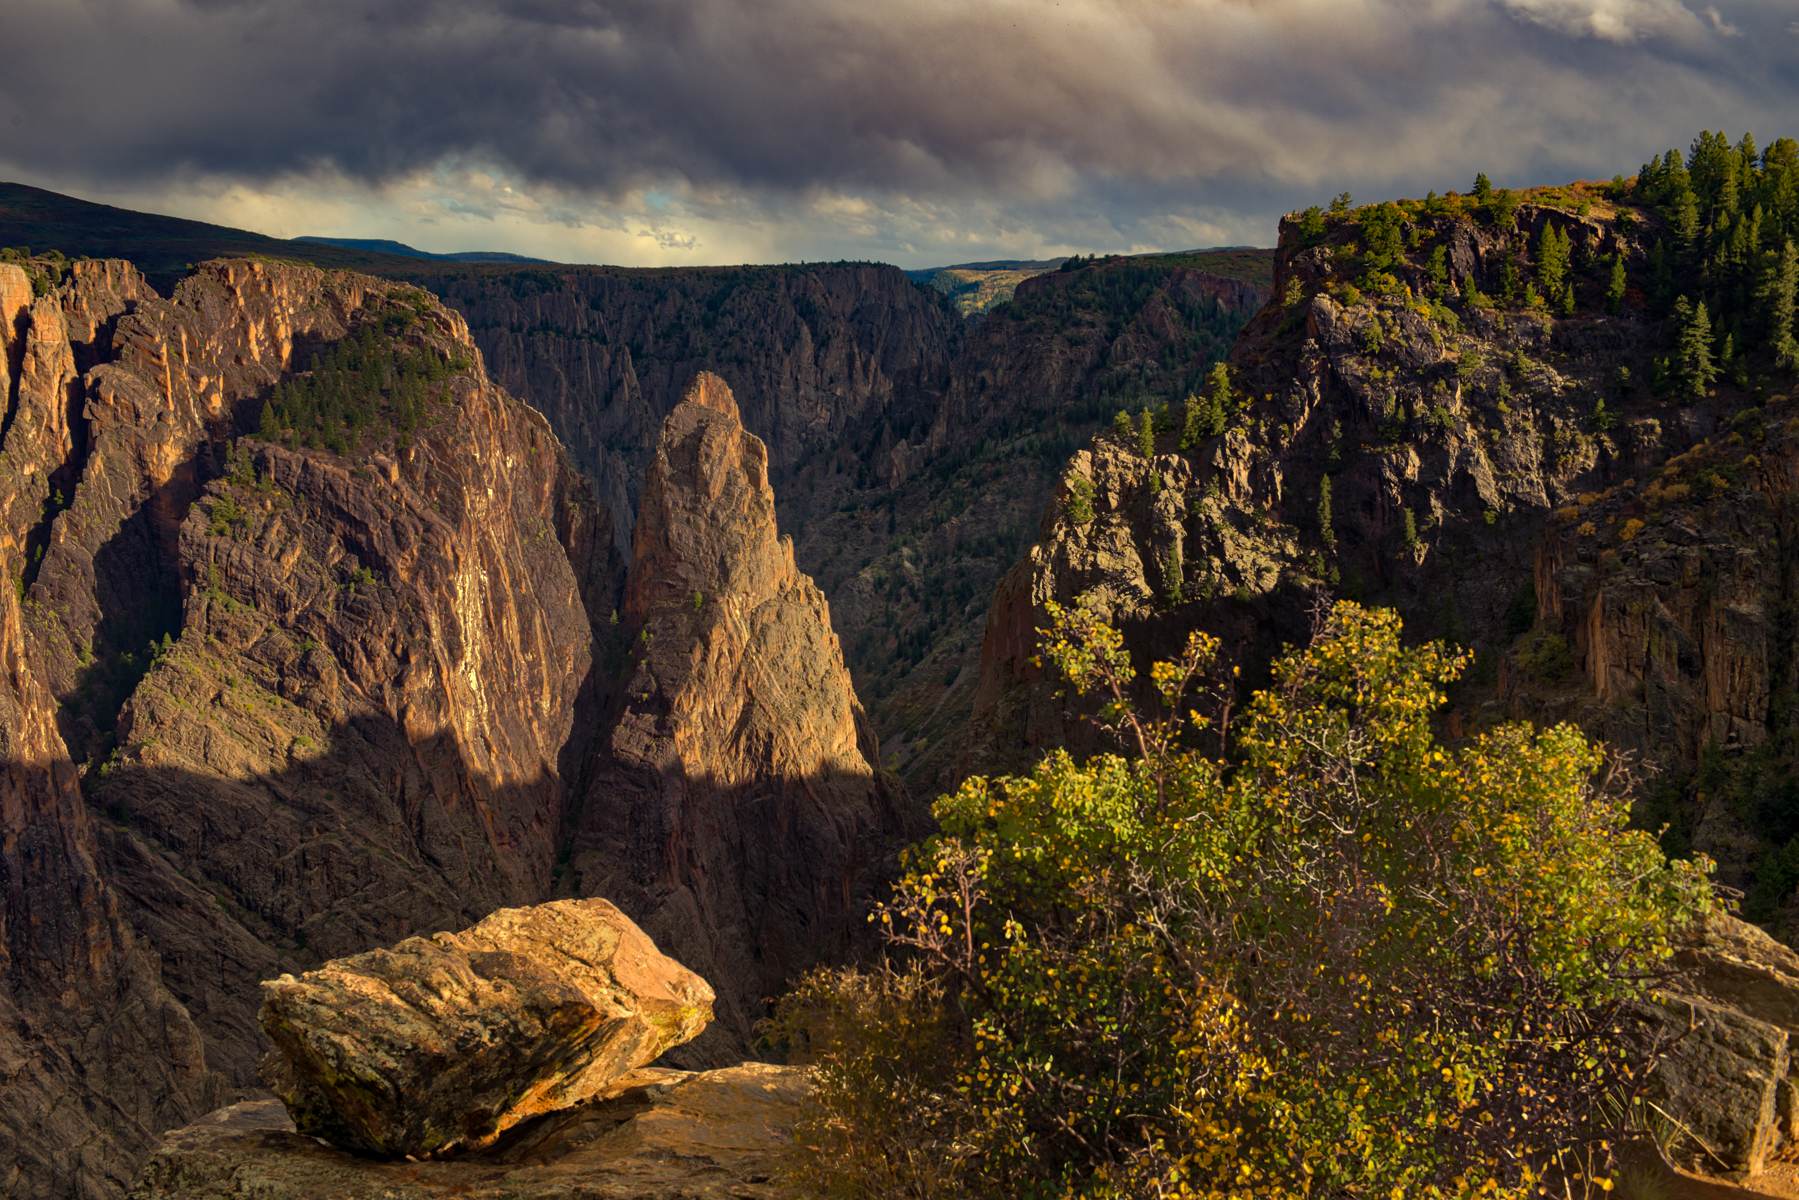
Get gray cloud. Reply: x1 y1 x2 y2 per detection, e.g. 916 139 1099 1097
1 0 1794 258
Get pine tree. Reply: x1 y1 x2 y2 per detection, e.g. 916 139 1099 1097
1649 241 1675 314
1607 253 1628 314
1671 189 1702 259
1673 296 1719 399
1472 173 1493 203
1206 362 1232 420
1489 189 1521 230
1769 239 1799 371
1181 390 1223 448
1299 206 1326 243
1498 245 1520 304
258 400 281 441
1138 409 1156 459
1536 224 1569 295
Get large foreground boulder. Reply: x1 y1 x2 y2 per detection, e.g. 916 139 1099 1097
259 898 714 1157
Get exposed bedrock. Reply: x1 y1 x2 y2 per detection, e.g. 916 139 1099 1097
571 372 916 1063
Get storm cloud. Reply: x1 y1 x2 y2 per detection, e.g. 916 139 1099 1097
1 0 1794 262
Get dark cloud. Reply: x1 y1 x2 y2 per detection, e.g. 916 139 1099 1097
1 0 1795 253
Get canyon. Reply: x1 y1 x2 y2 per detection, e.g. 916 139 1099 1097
5 164 1799 1195
0 259 907 1198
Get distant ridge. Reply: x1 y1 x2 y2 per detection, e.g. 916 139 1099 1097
293 236 552 264
0 181 453 293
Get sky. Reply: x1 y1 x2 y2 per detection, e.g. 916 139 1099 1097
1 0 1795 269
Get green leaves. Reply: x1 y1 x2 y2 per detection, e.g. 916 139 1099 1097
777 601 1714 1199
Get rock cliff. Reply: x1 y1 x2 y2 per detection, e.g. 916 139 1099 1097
0 256 618 1197
960 183 1798 894
569 372 912 1062
2 253 911 1198
408 254 1269 797
415 263 964 553
0 262 226 1200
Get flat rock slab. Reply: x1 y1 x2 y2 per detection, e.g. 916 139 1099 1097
130 1063 810 1199
259 898 714 1156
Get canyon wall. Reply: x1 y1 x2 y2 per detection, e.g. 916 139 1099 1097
966 194 1797 895
570 372 913 1061
0 257 909 1198
421 255 1270 797
1 262 225 1200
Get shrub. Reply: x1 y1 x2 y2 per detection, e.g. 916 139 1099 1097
1517 630 1576 681
1065 475 1096 525
772 601 1712 1199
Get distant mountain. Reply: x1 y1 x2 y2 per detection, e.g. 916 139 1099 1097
293 236 551 264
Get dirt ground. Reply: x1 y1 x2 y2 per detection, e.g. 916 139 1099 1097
1609 1143 1799 1200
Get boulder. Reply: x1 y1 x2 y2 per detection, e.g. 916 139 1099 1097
1642 991 1787 1177
1640 912 1799 1179
258 898 714 1157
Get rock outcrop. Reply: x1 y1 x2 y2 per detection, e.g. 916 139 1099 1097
1646 913 1799 1180
259 898 713 1157
962 192 1705 788
570 372 912 1061
0 257 626 1197
130 1063 809 1200
65 264 619 1093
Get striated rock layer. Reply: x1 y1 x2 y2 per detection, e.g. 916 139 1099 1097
259 898 713 1157
570 372 914 1061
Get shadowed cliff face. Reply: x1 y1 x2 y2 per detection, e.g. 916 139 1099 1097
572 372 914 1063
420 264 964 554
